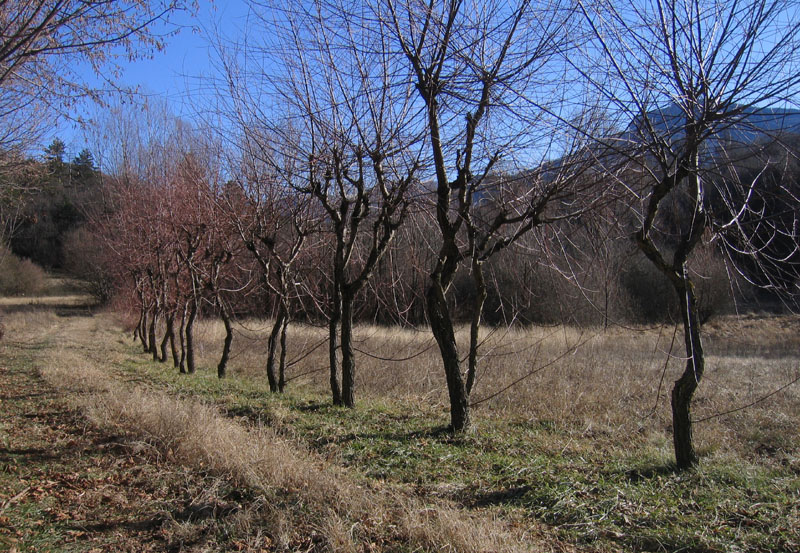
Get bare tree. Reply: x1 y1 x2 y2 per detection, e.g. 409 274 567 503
225 138 317 392
0 0 189 154
381 0 601 431
579 0 800 468
215 0 424 407
89 101 237 376
185 153 242 380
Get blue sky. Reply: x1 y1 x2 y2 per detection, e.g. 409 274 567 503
51 0 252 157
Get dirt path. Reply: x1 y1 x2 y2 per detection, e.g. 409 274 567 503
0 314 249 552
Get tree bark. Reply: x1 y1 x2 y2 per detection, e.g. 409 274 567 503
426 278 470 432
341 289 356 408
266 307 285 393
279 314 288 393
139 309 149 352
178 303 187 374
134 305 145 348
166 314 179 368
158 314 171 363
329 286 343 405
466 258 487 396
672 273 704 469
185 299 197 375
148 311 158 361
217 306 233 379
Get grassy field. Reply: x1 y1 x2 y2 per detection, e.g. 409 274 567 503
1 295 799 551
186 312 800 464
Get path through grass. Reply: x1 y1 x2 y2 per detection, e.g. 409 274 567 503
1 303 799 552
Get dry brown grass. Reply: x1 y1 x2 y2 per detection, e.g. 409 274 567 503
5 297 799 551
23 309 563 553
0 274 91 307
0 295 90 307
185 314 800 460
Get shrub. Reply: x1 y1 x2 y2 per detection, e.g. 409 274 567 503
0 247 47 296
619 257 676 323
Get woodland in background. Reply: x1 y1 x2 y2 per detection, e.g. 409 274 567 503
4 133 796 327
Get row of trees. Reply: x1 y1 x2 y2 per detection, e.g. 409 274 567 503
84 0 800 471
4 0 800 470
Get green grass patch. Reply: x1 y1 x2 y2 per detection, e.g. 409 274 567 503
109 347 800 553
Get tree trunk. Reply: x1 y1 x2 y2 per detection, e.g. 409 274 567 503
672 273 704 469
466 258 487 396
158 314 171 363
148 311 158 361
134 306 144 345
341 289 356 408
139 309 149 352
266 309 284 393
426 278 470 432
279 314 288 393
167 314 179 368
603 275 610 331
185 299 197 375
178 303 187 374
329 287 343 406
217 307 233 379
159 310 175 364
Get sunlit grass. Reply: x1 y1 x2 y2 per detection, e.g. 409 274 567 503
4 297 799 552
183 313 800 464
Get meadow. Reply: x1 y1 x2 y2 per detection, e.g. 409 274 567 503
186 313 800 465
1 291 798 552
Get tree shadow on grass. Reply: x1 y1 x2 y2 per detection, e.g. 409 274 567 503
311 425 454 447
55 306 95 317
0 390 57 401
623 463 680 482
295 400 328 412
471 485 533 507
0 443 77 463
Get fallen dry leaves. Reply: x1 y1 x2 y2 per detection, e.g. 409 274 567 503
0 343 257 552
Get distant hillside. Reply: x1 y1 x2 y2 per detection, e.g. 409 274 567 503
628 103 800 145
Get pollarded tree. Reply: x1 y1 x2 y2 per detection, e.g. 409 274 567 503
579 0 800 468
166 135 249 379
381 0 604 431
98 176 166 355
166 151 226 377
309 139 420 409
224 135 318 393
218 0 424 407
89 102 237 375
190 157 246 380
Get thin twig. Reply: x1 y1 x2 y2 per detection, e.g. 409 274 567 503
693 371 800 423
0 486 31 514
